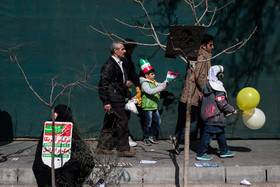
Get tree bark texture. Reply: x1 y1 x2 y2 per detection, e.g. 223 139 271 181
183 68 194 187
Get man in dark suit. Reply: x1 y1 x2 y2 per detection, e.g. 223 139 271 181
96 41 136 157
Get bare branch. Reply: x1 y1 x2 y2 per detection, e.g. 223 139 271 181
0 49 9 53
185 0 200 25
131 17 155 38
52 80 82 105
178 54 189 65
169 39 189 62
100 21 115 41
89 0 171 49
115 18 151 31
214 26 258 56
134 0 166 50
132 20 154 38
115 18 169 36
1 43 95 111
197 7 208 26
89 23 123 42
198 26 258 62
208 1 232 12
4 48 50 107
89 24 108 37
187 0 231 26
184 0 192 6
50 77 56 105
90 24 141 44
9 41 36 50
89 24 165 47
193 0 206 9
202 7 217 27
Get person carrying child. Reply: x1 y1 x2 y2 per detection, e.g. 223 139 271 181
196 65 237 161
139 59 167 146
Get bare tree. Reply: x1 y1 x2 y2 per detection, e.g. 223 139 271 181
1 42 94 187
1 42 138 186
89 0 257 186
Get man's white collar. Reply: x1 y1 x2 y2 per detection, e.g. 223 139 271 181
112 56 121 63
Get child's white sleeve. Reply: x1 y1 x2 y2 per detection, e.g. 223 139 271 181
157 80 168 87
141 82 164 95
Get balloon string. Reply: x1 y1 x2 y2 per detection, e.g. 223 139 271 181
226 110 243 117
237 109 243 114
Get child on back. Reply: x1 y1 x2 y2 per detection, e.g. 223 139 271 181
139 59 167 146
196 65 237 161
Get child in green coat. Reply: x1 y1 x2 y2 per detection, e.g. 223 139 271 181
139 59 167 145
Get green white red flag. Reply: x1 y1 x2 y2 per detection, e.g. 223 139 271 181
166 71 180 82
42 121 73 169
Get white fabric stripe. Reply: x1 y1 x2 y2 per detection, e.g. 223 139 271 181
167 74 177 79
140 63 151 70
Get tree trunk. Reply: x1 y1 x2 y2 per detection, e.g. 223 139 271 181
51 107 56 187
183 69 193 187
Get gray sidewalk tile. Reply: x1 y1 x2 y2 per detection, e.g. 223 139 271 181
0 139 280 186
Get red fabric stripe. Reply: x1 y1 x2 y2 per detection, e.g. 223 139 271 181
142 66 153 74
215 96 225 101
168 71 180 76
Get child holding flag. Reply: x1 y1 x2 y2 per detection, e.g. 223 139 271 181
139 59 166 145
139 59 179 145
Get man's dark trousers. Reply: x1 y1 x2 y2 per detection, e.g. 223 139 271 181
97 106 130 152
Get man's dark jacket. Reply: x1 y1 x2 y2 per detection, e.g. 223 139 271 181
98 56 131 107
122 55 140 87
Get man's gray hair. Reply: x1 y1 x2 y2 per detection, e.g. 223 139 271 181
110 41 121 54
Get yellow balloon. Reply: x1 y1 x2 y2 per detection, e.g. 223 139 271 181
236 87 260 110
242 108 266 130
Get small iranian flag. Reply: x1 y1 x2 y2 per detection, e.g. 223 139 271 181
166 71 180 82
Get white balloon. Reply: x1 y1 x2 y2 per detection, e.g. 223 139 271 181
242 108 266 130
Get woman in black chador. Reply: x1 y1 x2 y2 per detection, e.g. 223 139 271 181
32 104 94 187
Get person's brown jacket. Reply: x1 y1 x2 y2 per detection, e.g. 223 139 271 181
179 48 212 106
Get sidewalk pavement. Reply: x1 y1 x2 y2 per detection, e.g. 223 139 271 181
0 139 280 186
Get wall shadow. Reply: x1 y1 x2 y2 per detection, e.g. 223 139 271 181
0 110 13 145
210 0 280 137
146 0 280 138
159 90 176 115
145 0 181 32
